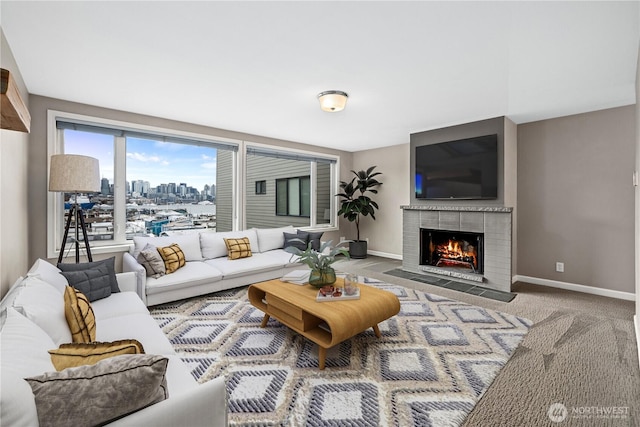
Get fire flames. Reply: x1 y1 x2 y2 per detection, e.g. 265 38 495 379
435 239 477 269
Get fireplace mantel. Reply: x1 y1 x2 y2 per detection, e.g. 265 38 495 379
401 205 512 213
402 206 512 292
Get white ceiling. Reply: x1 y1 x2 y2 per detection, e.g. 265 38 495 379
2 1 638 152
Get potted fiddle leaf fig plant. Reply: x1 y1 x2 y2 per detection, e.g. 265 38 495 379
284 240 350 288
336 166 382 259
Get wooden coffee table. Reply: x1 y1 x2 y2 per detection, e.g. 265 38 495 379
248 277 400 369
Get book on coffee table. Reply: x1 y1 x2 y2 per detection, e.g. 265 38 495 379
316 287 360 302
280 270 310 285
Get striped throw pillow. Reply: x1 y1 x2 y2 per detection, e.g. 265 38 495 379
224 237 252 260
63 286 96 343
49 339 145 371
157 244 186 274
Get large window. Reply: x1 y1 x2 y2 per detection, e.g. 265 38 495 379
245 145 336 229
48 112 338 258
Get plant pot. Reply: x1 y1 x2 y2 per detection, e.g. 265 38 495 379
308 267 337 288
349 240 368 259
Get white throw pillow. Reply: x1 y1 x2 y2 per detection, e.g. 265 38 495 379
12 276 72 345
1 307 56 427
133 234 203 261
200 229 259 259
27 258 68 294
254 226 296 252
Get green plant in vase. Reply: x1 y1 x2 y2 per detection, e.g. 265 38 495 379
284 240 350 288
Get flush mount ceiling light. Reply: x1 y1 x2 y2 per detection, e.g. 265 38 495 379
317 90 349 112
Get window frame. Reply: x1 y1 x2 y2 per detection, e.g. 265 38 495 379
47 111 340 259
275 176 311 217
255 180 267 195
46 110 241 258
242 141 339 231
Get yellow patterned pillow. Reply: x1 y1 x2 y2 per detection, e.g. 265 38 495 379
49 339 145 371
157 243 186 274
224 237 252 260
63 286 96 343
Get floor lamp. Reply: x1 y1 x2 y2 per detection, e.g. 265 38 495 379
49 154 101 263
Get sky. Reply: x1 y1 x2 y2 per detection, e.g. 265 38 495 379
64 130 218 191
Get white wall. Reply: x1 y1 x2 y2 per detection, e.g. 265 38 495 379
352 144 410 258
0 29 30 298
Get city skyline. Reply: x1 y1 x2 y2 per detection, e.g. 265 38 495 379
64 130 219 191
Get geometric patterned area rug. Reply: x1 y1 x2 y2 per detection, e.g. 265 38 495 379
149 276 532 426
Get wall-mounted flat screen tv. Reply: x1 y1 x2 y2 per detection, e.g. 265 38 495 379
415 134 498 200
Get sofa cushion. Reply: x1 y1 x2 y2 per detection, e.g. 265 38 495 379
58 257 120 294
12 276 72 345
158 244 186 274
61 263 112 302
254 226 295 253
49 339 145 371
137 243 166 278
1 307 56 427
200 229 259 259
205 253 283 279
261 249 304 267
27 259 68 294
26 354 169 427
284 232 307 251
91 292 150 321
224 237 252 260
144 262 224 297
64 286 96 343
96 313 177 355
0 276 25 327
133 234 203 261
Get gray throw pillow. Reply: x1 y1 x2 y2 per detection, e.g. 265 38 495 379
26 354 169 427
302 230 324 251
61 264 112 302
137 243 166 278
58 257 120 293
284 232 307 251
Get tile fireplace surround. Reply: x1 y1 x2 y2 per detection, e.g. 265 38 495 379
402 205 512 292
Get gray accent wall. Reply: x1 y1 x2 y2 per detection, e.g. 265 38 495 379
0 29 29 298
517 106 636 293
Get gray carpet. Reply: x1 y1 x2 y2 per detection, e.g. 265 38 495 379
335 258 639 426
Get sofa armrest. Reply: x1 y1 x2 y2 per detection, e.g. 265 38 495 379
122 252 147 305
115 272 137 293
106 376 227 427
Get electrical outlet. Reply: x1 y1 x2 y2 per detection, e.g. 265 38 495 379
340 236 345 242
555 262 564 273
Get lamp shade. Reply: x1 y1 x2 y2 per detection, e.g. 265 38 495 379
317 90 348 112
49 154 100 193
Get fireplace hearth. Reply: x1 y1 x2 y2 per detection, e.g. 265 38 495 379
420 229 484 275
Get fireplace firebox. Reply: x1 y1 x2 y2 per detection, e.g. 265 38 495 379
420 229 484 274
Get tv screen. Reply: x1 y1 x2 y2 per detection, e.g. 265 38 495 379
415 134 498 200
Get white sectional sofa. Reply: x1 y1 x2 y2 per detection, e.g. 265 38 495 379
123 226 305 306
0 259 227 427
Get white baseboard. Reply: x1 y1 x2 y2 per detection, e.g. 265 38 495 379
513 275 635 301
635 315 640 370
366 250 403 260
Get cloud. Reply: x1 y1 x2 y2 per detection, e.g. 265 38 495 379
127 152 165 163
201 162 217 170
